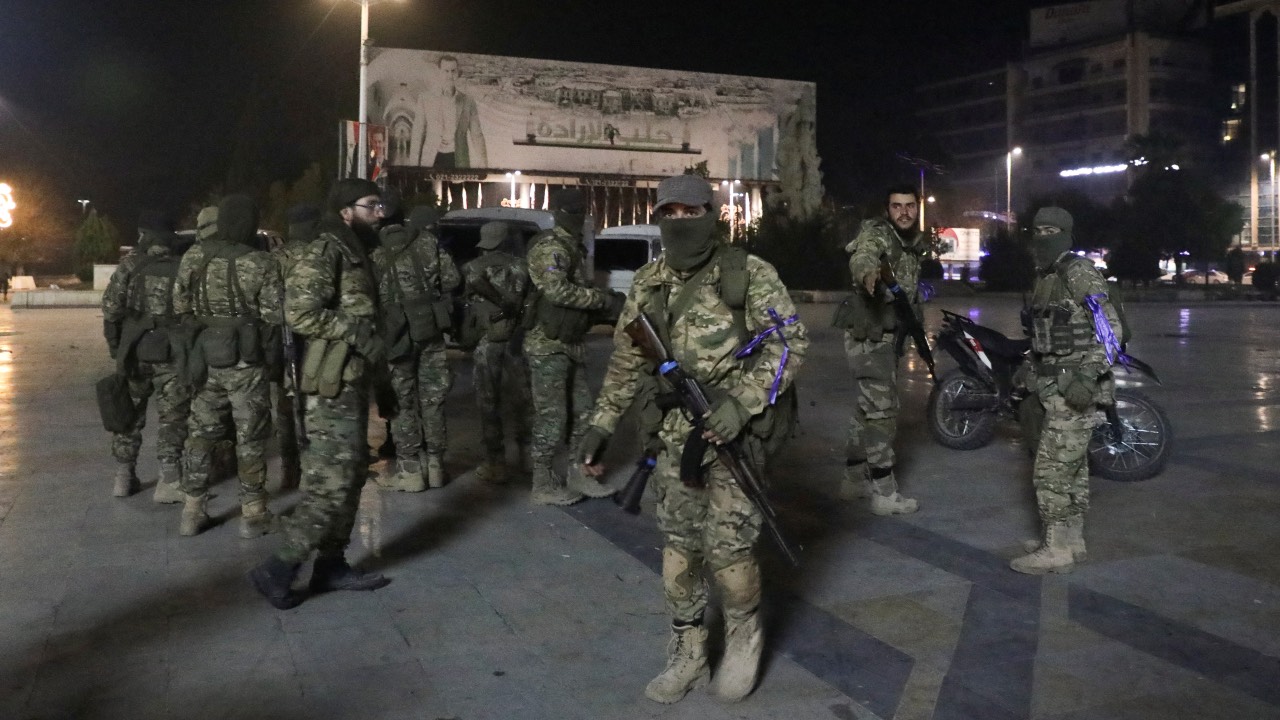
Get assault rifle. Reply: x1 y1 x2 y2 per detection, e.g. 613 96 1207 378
281 324 308 450
623 313 799 566
879 256 937 383
613 452 658 515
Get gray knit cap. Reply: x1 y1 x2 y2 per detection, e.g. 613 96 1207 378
654 174 713 212
1033 206 1074 233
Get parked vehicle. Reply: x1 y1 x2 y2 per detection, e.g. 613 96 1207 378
926 310 1172 481
592 224 661 294
1158 269 1229 285
436 207 555 264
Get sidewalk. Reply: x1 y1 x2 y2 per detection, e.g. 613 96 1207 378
0 300 1277 720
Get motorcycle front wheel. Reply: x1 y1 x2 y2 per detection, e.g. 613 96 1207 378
1088 388 1173 482
927 368 1000 450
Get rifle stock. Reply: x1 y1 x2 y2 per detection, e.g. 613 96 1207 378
614 453 657 515
622 313 799 566
282 325 308 450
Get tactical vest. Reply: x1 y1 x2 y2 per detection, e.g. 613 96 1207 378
461 251 522 346
633 246 798 456
1029 254 1098 358
194 242 266 368
522 231 596 343
124 253 180 364
380 234 453 350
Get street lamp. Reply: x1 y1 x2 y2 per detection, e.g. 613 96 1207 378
505 171 521 207
1006 147 1022 231
336 0 403 180
77 199 91 215
721 179 740 242
922 195 936 230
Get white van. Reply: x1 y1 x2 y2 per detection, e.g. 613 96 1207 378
593 224 661 295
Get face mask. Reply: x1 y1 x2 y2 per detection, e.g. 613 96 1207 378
1032 231 1073 270
659 212 718 272
554 210 586 236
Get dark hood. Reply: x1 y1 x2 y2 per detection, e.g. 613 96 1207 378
215 194 258 246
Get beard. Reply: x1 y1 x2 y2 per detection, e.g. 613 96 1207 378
351 217 380 250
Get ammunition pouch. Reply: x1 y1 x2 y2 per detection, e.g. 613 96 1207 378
458 297 501 350
529 292 593 343
832 292 894 341
135 328 172 363
95 372 139 433
1030 303 1090 356
198 316 264 368
299 337 350 399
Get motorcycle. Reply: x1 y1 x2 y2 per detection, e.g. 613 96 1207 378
926 310 1173 482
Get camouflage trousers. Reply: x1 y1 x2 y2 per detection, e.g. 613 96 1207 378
526 351 594 467
844 333 900 471
473 339 531 457
653 449 764 623
388 344 451 457
182 364 272 502
277 378 370 564
111 361 191 466
1031 377 1095 525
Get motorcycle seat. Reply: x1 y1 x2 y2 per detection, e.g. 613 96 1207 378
966 323 1030 359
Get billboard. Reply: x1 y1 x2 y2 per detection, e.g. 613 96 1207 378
1030 0 1127 47
366 48 813 181
338 121 389 181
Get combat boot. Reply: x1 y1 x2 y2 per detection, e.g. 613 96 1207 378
530 465 584 506
112 463 139 498
1065 514 1088 562
152 460 184 504
567 463 615 499
239 499 275 539
869 468 919 516
710 560 764 702
248 555 303 609
178 493 212 537
473 454 508 485
426 452 448 489
645 622 710 704
375 456 425 492
838 462 871 501
1010 521 1074 574
309 553 391 593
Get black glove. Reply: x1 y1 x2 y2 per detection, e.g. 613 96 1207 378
349 320 386 366
597 290 627 326
577 426 611 465
1058 368 1098 412
704 396 753 444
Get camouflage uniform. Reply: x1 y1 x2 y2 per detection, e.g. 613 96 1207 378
271 206 321 490
102 235 191 500
370 219 460 490
276 215 382 564
524 224 613 502
462 242 531 479
840 218 927 512
1012 245 1119 574
173 197 284 537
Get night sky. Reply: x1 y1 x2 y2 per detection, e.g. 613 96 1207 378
0 0 1031 232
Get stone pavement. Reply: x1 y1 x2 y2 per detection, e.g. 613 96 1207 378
0 297 1277 720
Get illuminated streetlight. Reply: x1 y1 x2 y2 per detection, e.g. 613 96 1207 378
77 199 91 215
1006 147 1022 231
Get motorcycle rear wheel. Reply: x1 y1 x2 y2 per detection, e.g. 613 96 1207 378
1088 388 1172 482
927 368 999 450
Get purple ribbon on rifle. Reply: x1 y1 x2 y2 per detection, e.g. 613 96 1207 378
1084 293 1126 367
734 308 798 405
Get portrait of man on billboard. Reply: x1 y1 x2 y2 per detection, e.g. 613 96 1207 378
413 55 488 169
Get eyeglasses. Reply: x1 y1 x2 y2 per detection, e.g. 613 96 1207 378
351 202 384 212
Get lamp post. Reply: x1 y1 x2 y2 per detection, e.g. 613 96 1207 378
505 171 521 207
1006 146 1022 231
338 0 402 180
1265 152 1278 250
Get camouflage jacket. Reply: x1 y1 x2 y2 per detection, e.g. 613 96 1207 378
588 252 808 458
1029 252 1121 377
462 250 528 343
371 223 460 309
102 241 183 360
524 226 610 357
846 218 928 300
173 240 283 326
275 239 311 281
284 216 379 381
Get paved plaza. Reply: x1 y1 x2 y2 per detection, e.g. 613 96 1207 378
0 295 1277 720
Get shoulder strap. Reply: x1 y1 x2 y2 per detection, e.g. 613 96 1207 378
717 246 750 342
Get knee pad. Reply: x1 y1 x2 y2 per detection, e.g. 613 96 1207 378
662 546 704 600
713 559 762 616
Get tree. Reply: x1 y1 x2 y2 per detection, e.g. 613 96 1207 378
774 85 824 221
744 204 846 291
73 210 121 282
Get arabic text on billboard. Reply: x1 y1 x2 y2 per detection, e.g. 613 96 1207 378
1029 0 1127 48
367 48 812 181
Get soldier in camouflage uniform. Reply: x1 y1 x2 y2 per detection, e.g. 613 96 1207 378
249 178 391 610
370 201 460 492
101 210 191 501
1010 207 1119 574
270 203 321 490
173 194 283 538
523 188 623 505
579 174 808 704
836 184 926 515
462 221 531 484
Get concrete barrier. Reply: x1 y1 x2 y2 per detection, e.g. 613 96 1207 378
10 290 103 309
